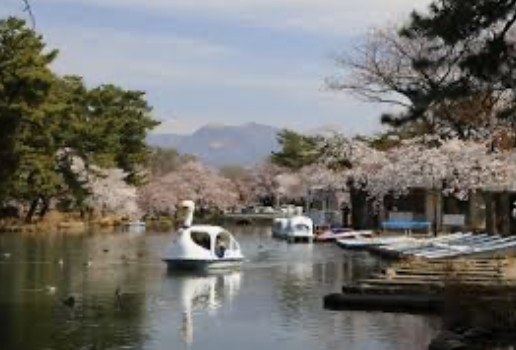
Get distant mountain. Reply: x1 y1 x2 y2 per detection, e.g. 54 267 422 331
147 122 281 167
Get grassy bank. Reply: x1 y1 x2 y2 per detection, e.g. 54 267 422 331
0 211 177 234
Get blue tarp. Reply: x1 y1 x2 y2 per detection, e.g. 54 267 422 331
382 220 431 230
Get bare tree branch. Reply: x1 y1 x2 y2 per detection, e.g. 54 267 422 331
22 0 36 29
328 25 510 138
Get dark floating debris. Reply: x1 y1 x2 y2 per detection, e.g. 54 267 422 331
115 287 123 309
62 295 76 308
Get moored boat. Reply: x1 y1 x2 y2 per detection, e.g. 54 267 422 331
271 218 289 239
336 235 414 249
271 207 314 243
126 220 146 227
371 232 516 259
315 229 373 243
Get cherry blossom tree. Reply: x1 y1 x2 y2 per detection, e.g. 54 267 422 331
135 133 516 219
307 133 388 207
310 132 516 209
273 173 304 200
246 162 283 205
138 161 239 215
219 166 257 206
137 174 182 216
66 154 141 217
84 168 140 217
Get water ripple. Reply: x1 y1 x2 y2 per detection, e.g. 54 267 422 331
0 225 440 350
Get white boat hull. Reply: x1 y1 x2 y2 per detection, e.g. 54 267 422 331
164 258 243 271
336 235 413 249
316 230 373 243
163 221 244 271
272 215 314 243
361 232 516 260
285 231 314 243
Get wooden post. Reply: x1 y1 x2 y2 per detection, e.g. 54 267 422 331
431 188 441 237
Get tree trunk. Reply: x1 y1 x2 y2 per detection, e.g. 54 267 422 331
350 187 367 230
25 198 40 223
38 197 50 218
485 192 495 235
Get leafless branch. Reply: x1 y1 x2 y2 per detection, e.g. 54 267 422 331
22 0 36 29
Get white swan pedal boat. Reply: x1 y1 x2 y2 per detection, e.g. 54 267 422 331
163 201 244 270
271 207 314 243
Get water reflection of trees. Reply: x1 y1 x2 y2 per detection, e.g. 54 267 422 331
272 246 440 349
0 226 443 350
327 312 440 350
275 248 380 319
0 230 149 350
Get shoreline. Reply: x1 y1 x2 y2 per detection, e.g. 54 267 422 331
0 215 176 234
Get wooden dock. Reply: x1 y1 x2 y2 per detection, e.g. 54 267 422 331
324 258 516 313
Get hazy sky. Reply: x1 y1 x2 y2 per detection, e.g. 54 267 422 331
1 0 431 135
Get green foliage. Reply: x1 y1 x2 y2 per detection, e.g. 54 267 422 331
355 134 399 152
271 129 320 170
408 0 516 82
146 148 196 177
219 164 249 180
81 84 159 184
0 17 159 219
360 122 441 151
0 17 58 202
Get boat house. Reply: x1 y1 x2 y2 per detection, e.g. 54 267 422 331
348 187 516 236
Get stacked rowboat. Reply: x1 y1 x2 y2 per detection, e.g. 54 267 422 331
336 232 516 260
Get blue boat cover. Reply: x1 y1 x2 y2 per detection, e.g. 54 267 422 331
382 220 431 230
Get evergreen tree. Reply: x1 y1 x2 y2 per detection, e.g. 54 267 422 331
0 17 58 216
0 17 159 220
271 130 319 170
392 0 516 127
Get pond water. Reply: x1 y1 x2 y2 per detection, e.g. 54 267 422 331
0 225 441 350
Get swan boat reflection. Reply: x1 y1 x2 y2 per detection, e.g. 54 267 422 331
177 271 242 345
